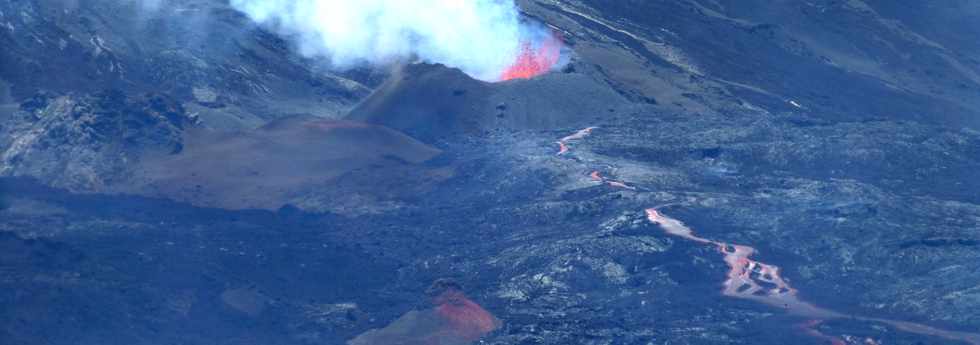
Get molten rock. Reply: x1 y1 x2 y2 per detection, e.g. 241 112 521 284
499 33 563 81
348 280 500 345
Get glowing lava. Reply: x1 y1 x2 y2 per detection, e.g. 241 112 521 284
499 33 563 81
348 282 500 345
646 208 841 316
434 288 502 341
590 170 636 190
556 127 597 155
547 126 980 344
645 208 980 345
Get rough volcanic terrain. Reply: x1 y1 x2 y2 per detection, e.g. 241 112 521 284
2 1 980 345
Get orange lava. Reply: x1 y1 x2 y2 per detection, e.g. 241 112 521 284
645 208 980 345
590 170 636 190
646 209 812 307
433 289 501 341
646 208 845 340
499 33 563 81
719 243 797 301
556 127 597 156
554 129 980 344
557 141 570 155
607 180 634 190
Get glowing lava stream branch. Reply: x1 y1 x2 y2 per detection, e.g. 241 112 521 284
645 208 842 319
553 128 980 345
645 208 980 345
590 171 635 190
556 126 597 155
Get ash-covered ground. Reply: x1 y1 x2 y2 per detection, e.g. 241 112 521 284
2 1 980 344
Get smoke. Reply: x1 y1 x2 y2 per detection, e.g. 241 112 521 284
229 0 554 81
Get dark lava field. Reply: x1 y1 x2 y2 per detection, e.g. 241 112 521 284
2 0 980 344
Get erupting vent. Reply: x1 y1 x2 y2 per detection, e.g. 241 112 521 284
499 33 563 81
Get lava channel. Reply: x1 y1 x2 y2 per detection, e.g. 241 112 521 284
556 126 597 155
499 32 563 81
645 208 980 345
590 171 635 190
552 124 980 344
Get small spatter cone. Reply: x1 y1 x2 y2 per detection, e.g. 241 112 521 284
433 289 501 341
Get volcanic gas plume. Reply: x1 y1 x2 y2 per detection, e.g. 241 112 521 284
230 0 562 81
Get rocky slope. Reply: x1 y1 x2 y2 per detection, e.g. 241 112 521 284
2 1 980 345
0 0 373 129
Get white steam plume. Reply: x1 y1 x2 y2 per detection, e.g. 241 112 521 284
230 0 545 81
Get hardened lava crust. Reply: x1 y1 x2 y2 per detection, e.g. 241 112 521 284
2 1 980 345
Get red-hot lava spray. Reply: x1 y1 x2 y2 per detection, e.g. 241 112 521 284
499 32 563 81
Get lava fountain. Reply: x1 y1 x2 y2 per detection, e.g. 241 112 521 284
499 32 563 81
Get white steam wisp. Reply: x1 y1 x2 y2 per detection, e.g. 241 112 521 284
230 0 553 81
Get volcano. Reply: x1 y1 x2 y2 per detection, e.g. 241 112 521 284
3 1 980 345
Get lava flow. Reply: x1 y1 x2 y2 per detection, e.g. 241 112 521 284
556 126 597 155
552 127 980 344
645 208 980 345
590 170 635 190
499 32 563 81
